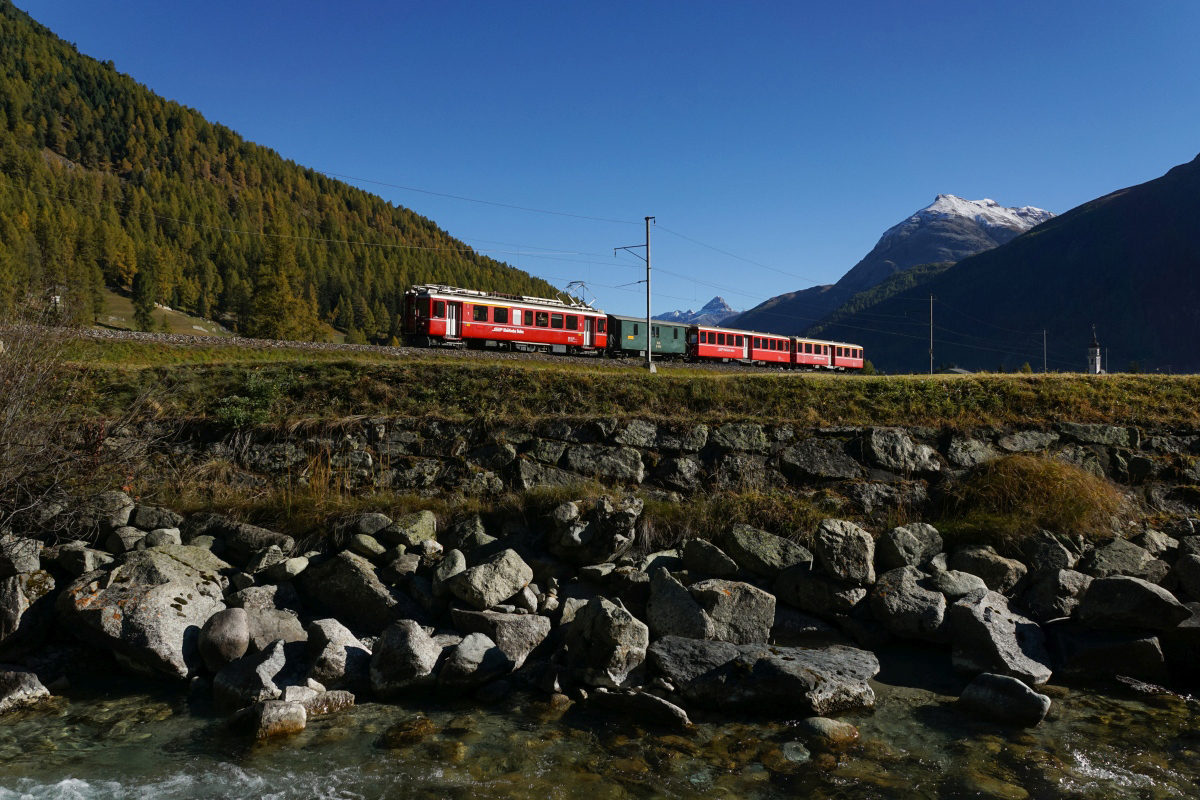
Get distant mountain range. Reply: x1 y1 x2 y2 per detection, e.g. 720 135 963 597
730 195 1054 335
655 296 739 326
813 153 1200 373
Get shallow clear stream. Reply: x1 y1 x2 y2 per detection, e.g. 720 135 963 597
1 649 1197 799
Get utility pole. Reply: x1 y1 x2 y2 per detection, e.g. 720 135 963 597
645 216 654 374
929 295 934 375
1043 330 1047 374
615 216 656 373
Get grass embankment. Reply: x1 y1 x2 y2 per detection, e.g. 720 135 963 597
62 337 1200 429
53 337 1191 552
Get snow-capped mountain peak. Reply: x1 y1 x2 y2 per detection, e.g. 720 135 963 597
883 194 1054 242
654 296 738 325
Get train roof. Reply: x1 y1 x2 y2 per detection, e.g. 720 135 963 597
407 284 601 313
687 322 861 348
608 314 687 326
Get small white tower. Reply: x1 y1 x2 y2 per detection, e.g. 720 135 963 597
1088 325 1103 375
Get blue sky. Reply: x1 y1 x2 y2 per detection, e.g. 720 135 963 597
18 1 1200 317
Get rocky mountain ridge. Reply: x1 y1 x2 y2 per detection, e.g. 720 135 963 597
654 296 739 326
731 195 1055 336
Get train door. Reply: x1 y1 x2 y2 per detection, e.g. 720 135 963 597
584 317 594 347
742 335 750 359
446 302 462 338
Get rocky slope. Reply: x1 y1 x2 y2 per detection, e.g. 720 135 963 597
733 196 1054 336
2 416 1199 741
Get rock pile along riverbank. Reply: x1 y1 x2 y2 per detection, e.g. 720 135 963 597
2 421 1199 742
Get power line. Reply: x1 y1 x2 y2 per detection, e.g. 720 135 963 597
315 169 641 225
656 224 829 287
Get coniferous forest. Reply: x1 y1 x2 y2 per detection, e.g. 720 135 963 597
0 2 557 341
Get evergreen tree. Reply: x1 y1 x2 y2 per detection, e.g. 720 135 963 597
131 268 156 331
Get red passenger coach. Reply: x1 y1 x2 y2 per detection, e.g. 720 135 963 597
688 325 753 361
830 342 865 370
402 284 608 354
688 324 864 370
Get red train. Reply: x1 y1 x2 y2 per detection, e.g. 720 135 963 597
688 324 865 370
402 284 864 370
402 284 608 354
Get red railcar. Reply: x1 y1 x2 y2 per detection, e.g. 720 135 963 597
687 324 864 371
402 284 608 354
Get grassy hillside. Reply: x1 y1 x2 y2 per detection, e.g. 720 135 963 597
60 337 1200 429
0 1 556 340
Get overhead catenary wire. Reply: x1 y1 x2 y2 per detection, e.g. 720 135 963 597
314 169 641 226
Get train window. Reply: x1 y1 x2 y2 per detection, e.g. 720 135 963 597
753 337 759 349
566 315 578 330
536 312 549 327
674 328 679 339
523 310 533 326
717 333 726 345
494 307 508 324
432 301 445 318
633 323 639 336
598 318 606 333
736 336 743 347
473 306 489 322
699 331 707 343
652 326 659 337
551 314 564 329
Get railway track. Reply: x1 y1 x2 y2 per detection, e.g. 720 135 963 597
78 327 797 374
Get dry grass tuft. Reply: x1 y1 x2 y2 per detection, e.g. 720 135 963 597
942 454 1126 549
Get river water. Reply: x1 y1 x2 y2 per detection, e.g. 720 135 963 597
0 648 1196 800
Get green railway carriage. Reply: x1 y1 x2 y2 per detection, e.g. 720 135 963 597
605 315 689 359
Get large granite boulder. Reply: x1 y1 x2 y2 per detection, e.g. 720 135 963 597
199 608 250 672
949 590 1053 686
437 632 512 691
958 672 1051 727
449 549 533 611
1046 624 1168 683
548 496 643 567
0 571 56 659
1170 554 1200 600
214 639 288 710
370 620 441 697
561 596 649 688
306 618 372 690
869 567 949 642
863 429 940 474
688 579 775 644
774 566 867 621
379 511 438 549
1075 576 1191 631
947 546 1027 594
720 524 812 579
299 550 426 633
56 545 230 679
648 636 879 716
681 539 739 578
0 666 50 714
646 568 708 640
876 523 943 571
814 519 875 585
1020 569 1091 622
562 445 645 484
450 608 551 669
1021 531 1079 571
0 536 42 577
779 438 863 481
1078 539 1169 583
